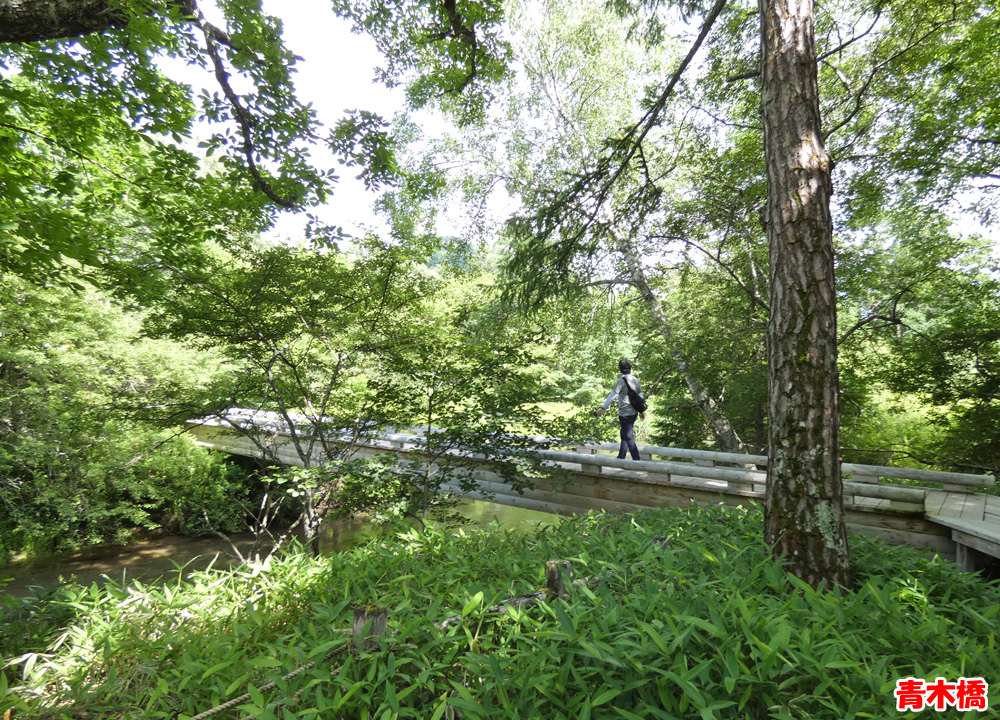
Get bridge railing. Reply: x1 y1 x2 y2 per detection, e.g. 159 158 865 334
568 440 994 512
354 432 995 515
573 440 994 486
188 415 995 518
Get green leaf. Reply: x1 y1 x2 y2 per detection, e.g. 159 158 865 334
462 591 484 618
429 694 450 720
613 708 646 720
554 603 576 636
202 660 234 679
591 688 621 707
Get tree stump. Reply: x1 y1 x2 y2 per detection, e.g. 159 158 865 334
546 560 572 599
353 605 387 649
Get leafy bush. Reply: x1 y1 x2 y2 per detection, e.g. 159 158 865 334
3 505 998 719
0 430 255 561
0 274 250 561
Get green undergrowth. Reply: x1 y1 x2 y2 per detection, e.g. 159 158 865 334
2 505 998 719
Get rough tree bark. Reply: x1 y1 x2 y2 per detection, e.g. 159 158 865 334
0 0 131 43
759 0 851 589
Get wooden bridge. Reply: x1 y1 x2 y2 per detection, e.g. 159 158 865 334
187 411 999 573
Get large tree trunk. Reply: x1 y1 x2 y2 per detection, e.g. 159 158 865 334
759 0 851 589
0 0 127 43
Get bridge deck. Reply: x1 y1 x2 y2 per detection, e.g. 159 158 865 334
924 490 1000 571
186 416 999 573
925 489 998 522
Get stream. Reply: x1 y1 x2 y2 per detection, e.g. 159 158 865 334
1 500 561 598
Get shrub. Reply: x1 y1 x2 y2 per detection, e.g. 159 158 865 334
3 505 997 719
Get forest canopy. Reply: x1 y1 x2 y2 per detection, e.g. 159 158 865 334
1 0 997 589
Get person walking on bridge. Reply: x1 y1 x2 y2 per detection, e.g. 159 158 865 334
596 358 646 461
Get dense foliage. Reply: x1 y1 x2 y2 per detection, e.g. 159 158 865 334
2 506 997 719
1 0 997 603
0 274 256 562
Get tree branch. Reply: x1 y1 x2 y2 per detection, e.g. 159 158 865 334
586 0 729 227
421 0 480 95
1 0 300 208
0 121 157 202
189 6 297 208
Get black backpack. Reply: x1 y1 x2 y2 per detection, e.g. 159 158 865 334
622 375 647 413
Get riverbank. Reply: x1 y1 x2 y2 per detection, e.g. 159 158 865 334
3 505 997 719
1 499 562 597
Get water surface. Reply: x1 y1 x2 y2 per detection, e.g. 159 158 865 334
2 500 560 597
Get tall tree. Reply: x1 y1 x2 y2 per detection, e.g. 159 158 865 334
143 239 430 553
758 0 850 588
0 0 402 284
396 0 753 452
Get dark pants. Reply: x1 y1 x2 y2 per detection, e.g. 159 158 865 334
618 413 640 460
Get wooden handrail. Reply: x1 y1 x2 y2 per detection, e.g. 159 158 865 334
188 413 995 490
574 441 994 488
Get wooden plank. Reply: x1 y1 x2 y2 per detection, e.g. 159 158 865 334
924 490 947 516
844 482 925 503
579 470 753 498
448 477 758 517
952 530 1000 561
587 442 768 467
666 475 730 491
537 449 768 486
531 474 762 510
451 489 587 518
845 508 950 535
842 462 995 488
936 492 968 518
888 500 925 513
846 499 925 514
441 478 646 514
849 474 879 484
957 493 985 522
927 516 1000 544
847 496 886 509
848 523 956 558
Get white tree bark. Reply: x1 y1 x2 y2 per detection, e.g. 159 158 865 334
607 217 749 456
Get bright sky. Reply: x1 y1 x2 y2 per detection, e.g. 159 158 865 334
260 0 407 242
171 0 414 242
260 0 403 241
